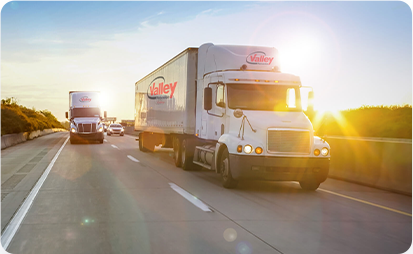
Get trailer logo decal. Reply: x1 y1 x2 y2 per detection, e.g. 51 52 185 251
79 96 92 102
246 51 274 65
147 76 177 99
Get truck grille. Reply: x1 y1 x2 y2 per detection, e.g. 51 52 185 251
267 129 310 154
77 123 97 133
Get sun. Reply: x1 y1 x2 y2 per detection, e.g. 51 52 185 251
278 36 321 74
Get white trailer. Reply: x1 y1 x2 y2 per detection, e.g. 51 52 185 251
65 91 107 144
135 43 330 190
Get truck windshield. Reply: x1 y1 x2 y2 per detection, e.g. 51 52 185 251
71 108 101 118
227 84 302 111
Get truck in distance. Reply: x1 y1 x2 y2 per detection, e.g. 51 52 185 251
134 43 330 191
65 91 107 144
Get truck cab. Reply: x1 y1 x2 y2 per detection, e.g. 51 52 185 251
193 43 330 190
66 91 107 144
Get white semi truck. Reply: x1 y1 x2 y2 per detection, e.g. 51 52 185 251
134 43 330 190
65 91 107 144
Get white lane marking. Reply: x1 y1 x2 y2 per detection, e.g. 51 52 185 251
111 145 119 149
104 139 107 142
292 182 412 217
127 155 140 162
1 136 70 250
169 183 212 212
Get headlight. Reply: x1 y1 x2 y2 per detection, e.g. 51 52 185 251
321 147 329 156
109 128 113 131
244 145 253 154
121 129 124 132
71 128 76 133
98 127 103 132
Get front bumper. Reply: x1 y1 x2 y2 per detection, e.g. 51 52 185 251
70 132 104 141
229 154 329 182
109 129 123 134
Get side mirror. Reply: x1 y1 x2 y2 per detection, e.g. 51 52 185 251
233 109 243 118
307 91 314 112
204 87 212 111
65 112 68 119
104 111 107 119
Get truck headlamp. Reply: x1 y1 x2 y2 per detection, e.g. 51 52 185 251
98 127 103 132
244 145 253 154
71 128 76 133
321 147 329 156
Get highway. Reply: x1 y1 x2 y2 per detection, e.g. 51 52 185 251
1 132 411 254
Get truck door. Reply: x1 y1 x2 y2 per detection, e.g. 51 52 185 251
201 82 226 140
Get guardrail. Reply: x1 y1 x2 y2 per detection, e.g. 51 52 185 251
1 128 67 150
325 136 412 195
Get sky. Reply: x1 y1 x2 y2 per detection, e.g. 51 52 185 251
1 1 412 122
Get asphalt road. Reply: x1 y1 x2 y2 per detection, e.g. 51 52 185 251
1 132 411 254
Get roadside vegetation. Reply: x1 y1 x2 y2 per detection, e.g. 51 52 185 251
1 97 64 135
308 105 412 139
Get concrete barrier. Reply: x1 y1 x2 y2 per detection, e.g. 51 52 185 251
325 136 412 195
1 128 67 150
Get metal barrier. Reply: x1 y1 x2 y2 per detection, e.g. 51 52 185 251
325 136 412 195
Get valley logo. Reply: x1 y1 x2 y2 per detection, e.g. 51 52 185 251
79 96 92 102
147 76 177 99
246 51 274 65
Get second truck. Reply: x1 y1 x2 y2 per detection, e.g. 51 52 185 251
134 43 330 190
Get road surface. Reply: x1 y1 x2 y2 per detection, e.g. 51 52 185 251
1 132 411 254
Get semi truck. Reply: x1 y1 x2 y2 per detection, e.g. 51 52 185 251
134 43 330 190
65 91 107 144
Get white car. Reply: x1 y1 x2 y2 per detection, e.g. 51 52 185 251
107 124 124 136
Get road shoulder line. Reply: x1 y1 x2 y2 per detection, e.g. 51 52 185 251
1 136 70 250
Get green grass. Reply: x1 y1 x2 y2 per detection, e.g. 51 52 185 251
1 98 64 135
309 105 412 139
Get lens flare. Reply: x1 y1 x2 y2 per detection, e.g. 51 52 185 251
223 228 237 242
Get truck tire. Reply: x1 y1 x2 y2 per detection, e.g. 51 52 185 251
173 137 182 167
299 180 320 191
220 148 238 189
181 139 200 171
139 133 151 152
99 139 104 144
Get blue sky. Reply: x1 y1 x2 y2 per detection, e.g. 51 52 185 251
1 1 412 121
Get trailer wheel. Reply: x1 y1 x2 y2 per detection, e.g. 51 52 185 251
299 180 320 191
173 137 182 167
139 133 150 152
181 139 200 171
220 148 238 189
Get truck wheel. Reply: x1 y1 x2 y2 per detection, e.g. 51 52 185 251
220 148 238 189
139 133 150 152
299 180 320 191
99 139 104 144
173 137 182 167
181 139 199 171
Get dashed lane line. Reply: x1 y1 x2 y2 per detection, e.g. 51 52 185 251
127 155 140 163
169 183 212 212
